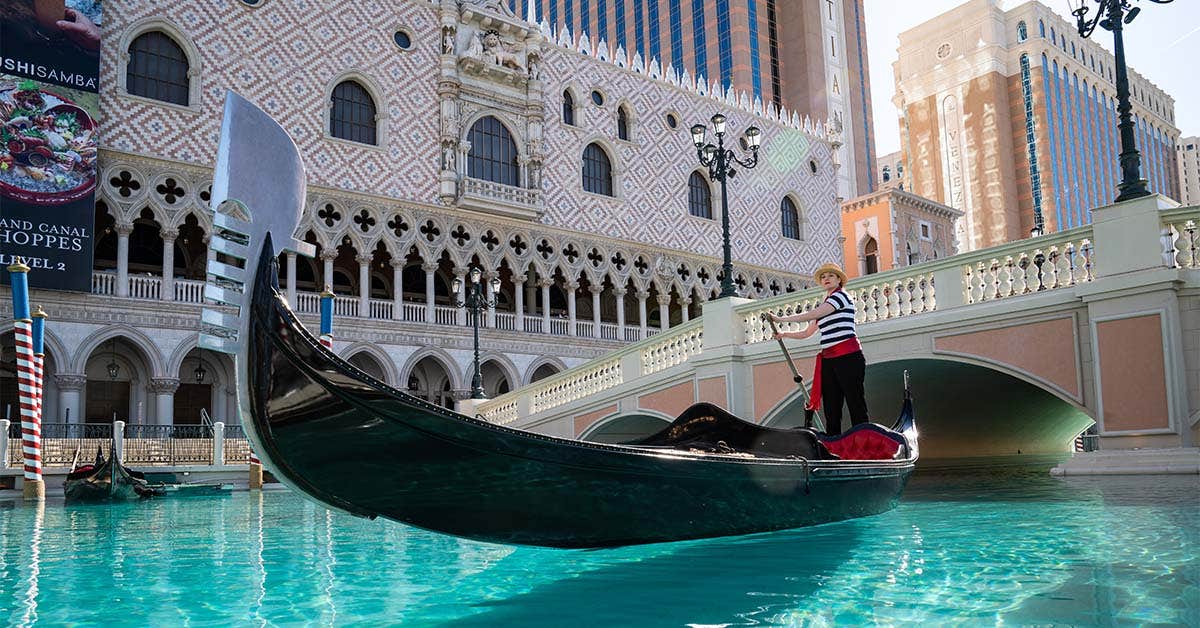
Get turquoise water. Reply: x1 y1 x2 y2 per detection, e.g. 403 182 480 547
1 464 1197 627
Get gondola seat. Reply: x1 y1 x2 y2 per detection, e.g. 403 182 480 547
820 423 906 460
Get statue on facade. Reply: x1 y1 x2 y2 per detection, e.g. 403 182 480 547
442 25 456 55
466 29 524 71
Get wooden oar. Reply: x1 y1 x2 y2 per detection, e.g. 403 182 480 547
763 314 824 431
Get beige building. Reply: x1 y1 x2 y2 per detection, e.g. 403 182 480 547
893 0 1180 251
840 188 961 280
1178 137 1200 205
875 150 905 191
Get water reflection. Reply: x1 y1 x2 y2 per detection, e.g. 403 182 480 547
0 465 1195 626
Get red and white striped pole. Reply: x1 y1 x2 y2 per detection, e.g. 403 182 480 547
7 259 43 500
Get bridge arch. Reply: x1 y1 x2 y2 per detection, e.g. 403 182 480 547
761 357 1094 459
579 410 672 444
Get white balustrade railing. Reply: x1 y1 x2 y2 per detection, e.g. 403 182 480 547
1161 208 1199 269
599 322 620 341
961 235 1094 305
847 273 936 324
575 321 594 337
369 299 393 320
641 321 703 376
92 271 115 295
494 311 516 331
294 292 319 314
333 296 358 317
403 302 426 322
478 399 520 425
529 357 622 414
623 327 642 342
523 318 543 333
174 278 205 303
548 318 569 335
127 275 161 300
462 177 541 207
434 305 457 326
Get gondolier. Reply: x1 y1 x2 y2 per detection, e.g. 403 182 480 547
768 263 868 435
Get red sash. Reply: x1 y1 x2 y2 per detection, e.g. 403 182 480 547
805 337 862 412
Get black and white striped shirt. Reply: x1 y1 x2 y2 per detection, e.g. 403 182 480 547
817 289 857 348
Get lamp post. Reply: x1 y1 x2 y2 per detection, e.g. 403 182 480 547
1072 0 1173 202
452 267 501 399
690 114 762 299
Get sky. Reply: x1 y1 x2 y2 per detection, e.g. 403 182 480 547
863 0 1200 156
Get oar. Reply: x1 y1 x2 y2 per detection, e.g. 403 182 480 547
762 314 825 431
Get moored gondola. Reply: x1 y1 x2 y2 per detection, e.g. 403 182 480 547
63 446 162 503
203 93 919 548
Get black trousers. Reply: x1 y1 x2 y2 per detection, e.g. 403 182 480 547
820 350 869 435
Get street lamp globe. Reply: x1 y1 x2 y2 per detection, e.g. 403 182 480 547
710 113 726 136
744 126 762 150
690 124 707 148
469 267 482 284
451 277 462 294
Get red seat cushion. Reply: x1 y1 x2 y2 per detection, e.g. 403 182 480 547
822 429 902 460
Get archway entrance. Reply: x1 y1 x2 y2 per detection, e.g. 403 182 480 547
406 356 455 409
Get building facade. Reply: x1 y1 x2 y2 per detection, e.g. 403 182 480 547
893 0 1180 251
840 188 961 280
1178 137 1200 206
875 150 905 191
523 0 875 199
0 0 841 427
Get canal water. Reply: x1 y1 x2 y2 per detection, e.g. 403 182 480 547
1 462 1196 626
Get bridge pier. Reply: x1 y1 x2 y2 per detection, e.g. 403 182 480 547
1054 195 1199 474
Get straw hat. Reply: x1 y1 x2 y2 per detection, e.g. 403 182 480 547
813 263 847 287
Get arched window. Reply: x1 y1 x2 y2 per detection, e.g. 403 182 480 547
563 90 576 125
126 31 190 105
329 80 377 145
780 197 800 240
864 237 879 275
467 116 519 187
1017 21 1027 42
582 143 614 196
1038 20 1045 38
687 171 712 218
617 106 631 141
881 166 891 182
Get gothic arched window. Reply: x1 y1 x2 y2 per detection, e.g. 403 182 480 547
329 81 378 145
127 31 190 105
467 116 520 187
688 171 712 218
780 197 801 240
563 90 576 125
582 143 614 196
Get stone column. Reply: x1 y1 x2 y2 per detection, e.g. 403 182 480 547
149 378 180 426
116 223 132 298
485 273 498 328
391 259 404 320
161 228 177 302
566 281 578 337
423 262 438 323
212 422 225 467
55 374 86 424
526 275 538 319
286 252 298 307
357 254 371 318
512 276 525 331
590 285 603 338
320 250 337 291
540 279 552 334
614 287 627 340
636 289 649 339
681 297 691 323
657 294 671 332
454 269 468 326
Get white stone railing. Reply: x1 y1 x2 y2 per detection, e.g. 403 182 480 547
529 357 622 414
960 230 1095 305
462 178 541 207
174 278 205 303
641 320 703 376
368 299 393 319
333 295 358 317
1161 207 1200 269
478 398 520 425
128 275 161 300
91 271 116 295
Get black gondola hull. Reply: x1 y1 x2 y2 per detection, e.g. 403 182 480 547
244 236 916 548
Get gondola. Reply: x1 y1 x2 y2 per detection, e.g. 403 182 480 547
63 446 162 503
202 93 919 549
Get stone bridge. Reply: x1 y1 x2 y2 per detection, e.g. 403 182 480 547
469 197 1200 464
